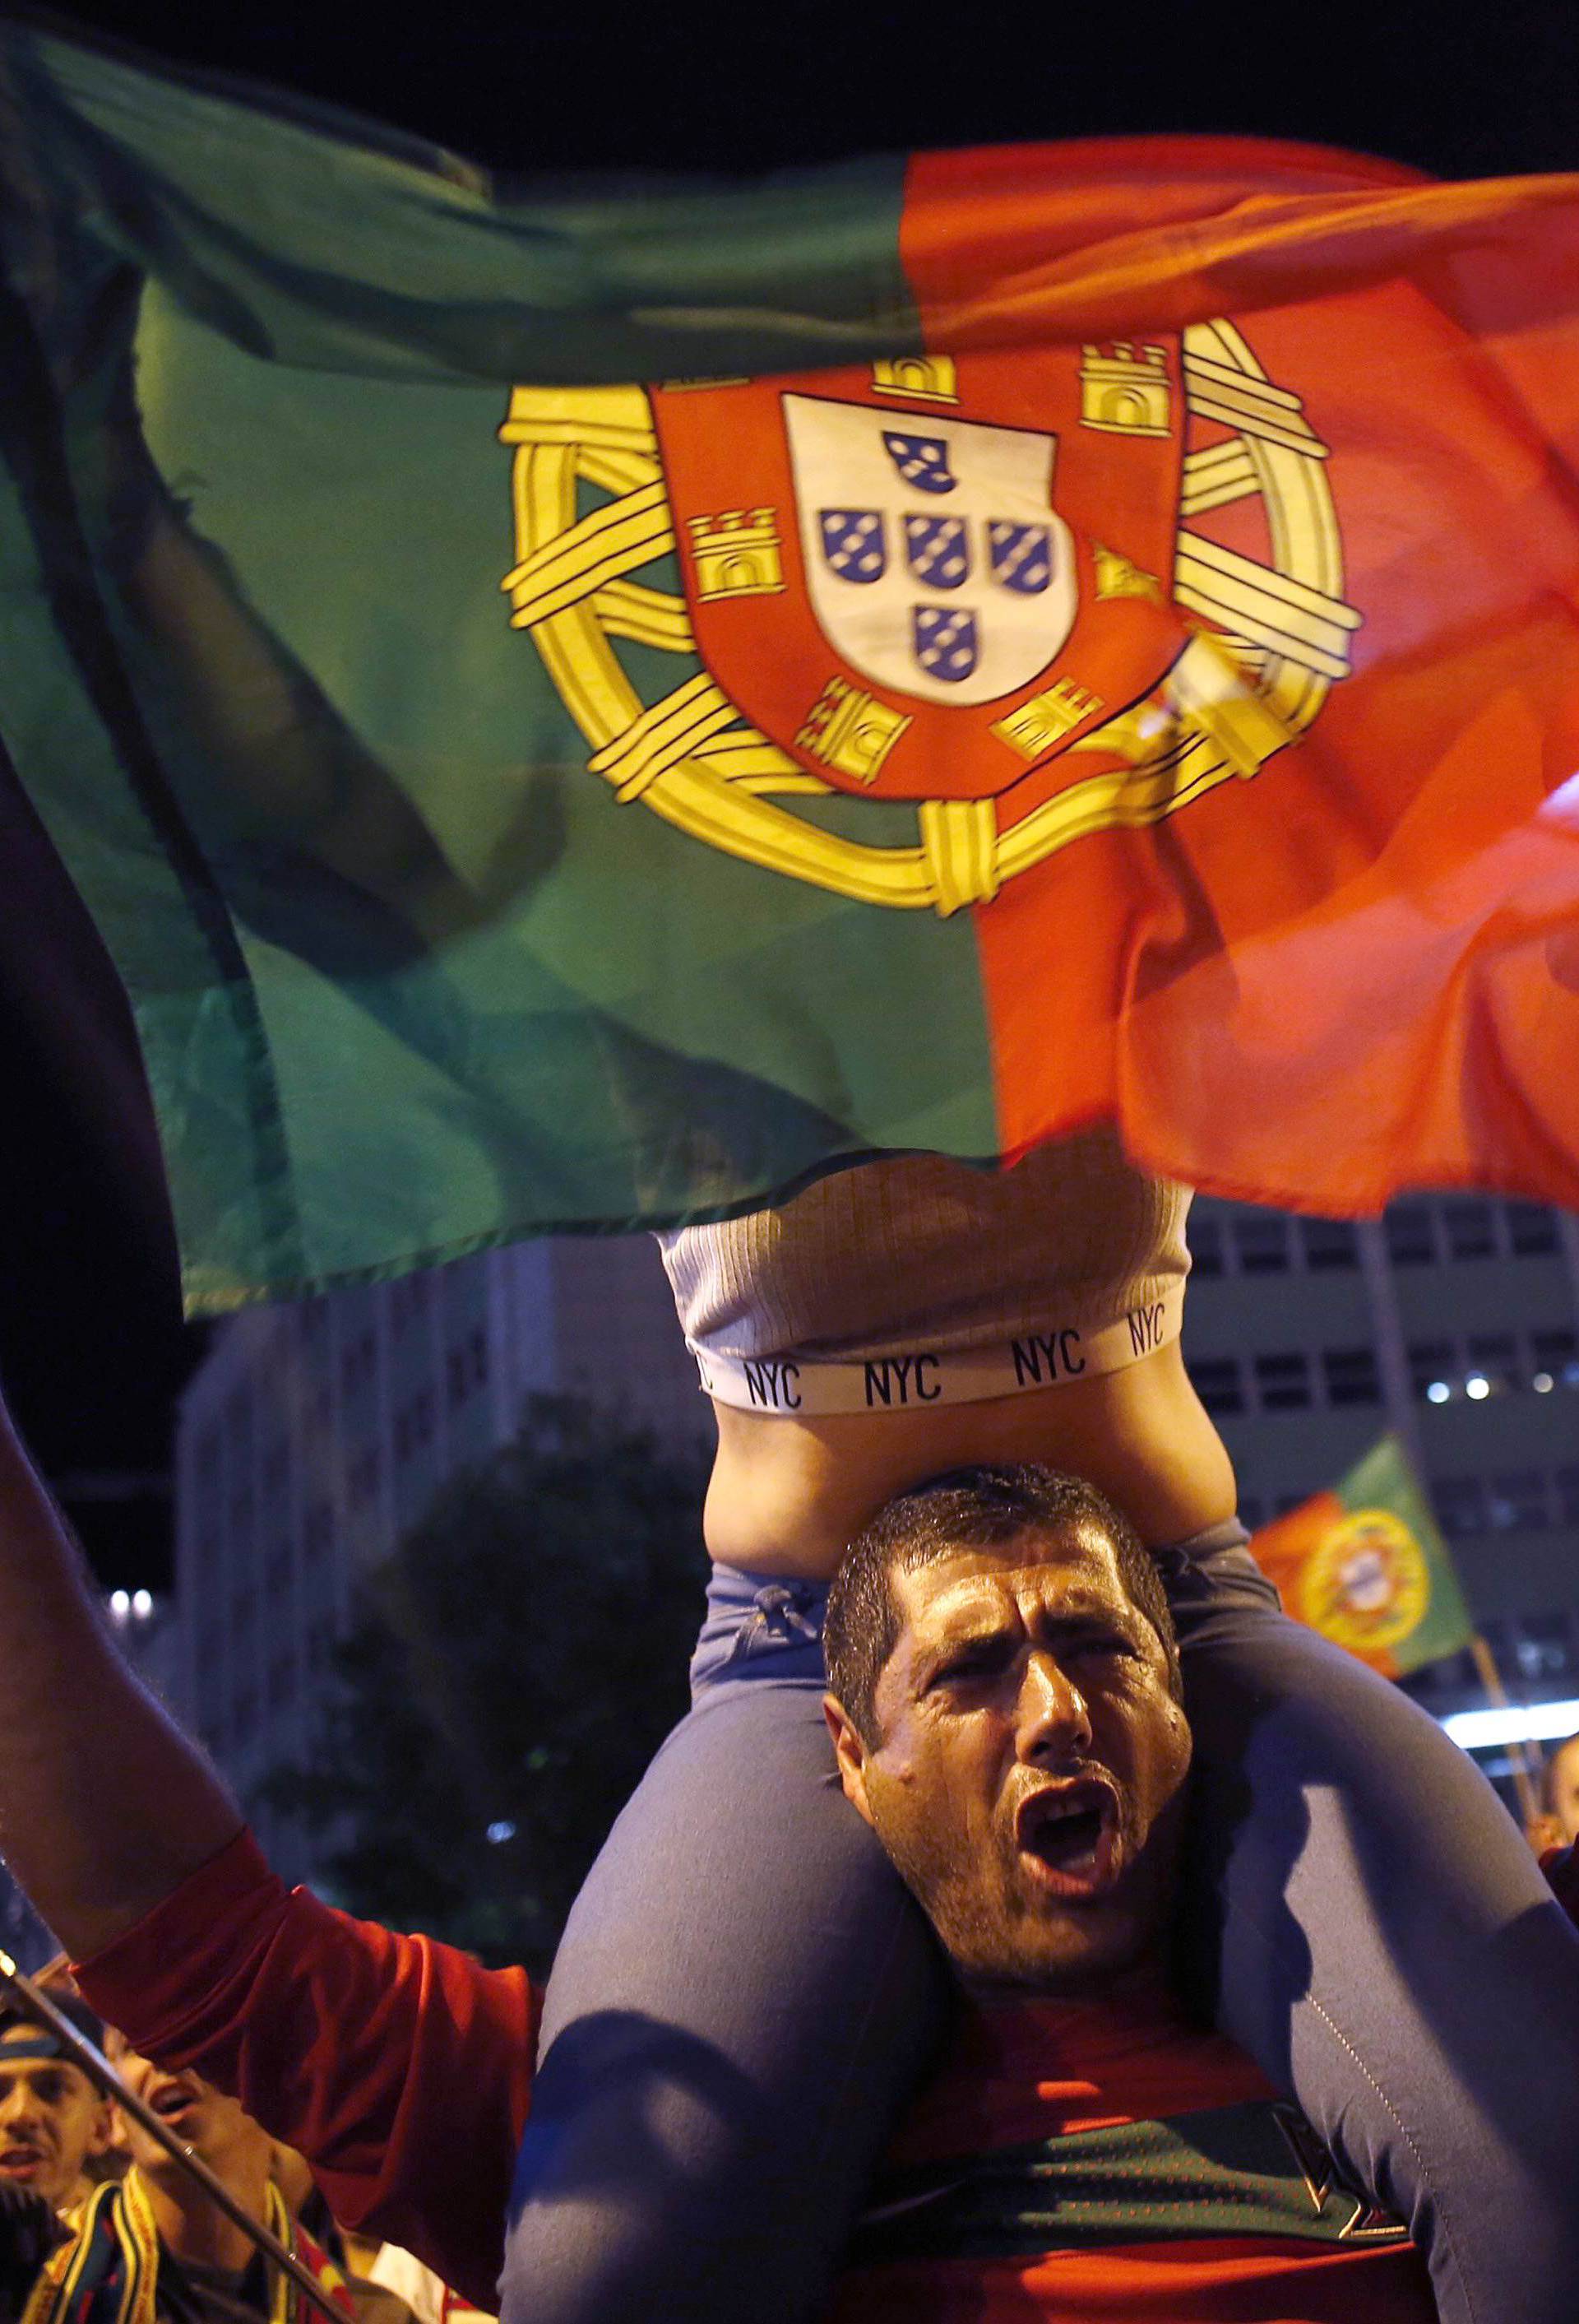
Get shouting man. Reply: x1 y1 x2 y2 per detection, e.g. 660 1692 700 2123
819 1464 1434 2319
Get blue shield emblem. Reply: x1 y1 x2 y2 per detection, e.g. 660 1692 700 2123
903 516 970 591
785 396 1075 707
912 606 979 684
817 509 887 584
988 522 1054 596
882 432 956 494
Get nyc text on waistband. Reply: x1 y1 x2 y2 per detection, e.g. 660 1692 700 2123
691 1284 1184 1416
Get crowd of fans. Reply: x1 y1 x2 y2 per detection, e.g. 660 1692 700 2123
0 1974 492 2324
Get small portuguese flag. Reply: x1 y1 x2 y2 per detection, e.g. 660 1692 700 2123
1248 1437 1474 1679
2 22 1579 1309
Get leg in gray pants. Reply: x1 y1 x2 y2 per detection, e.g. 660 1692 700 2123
502 1523 1579 2324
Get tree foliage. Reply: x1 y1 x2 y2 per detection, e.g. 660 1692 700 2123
262 1397 708 1974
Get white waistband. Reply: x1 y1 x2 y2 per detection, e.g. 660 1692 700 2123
690 1283 1184 1417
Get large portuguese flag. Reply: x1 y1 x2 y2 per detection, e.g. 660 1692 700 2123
2 21 1579 1310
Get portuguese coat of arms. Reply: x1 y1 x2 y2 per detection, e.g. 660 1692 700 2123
498 327 1361 913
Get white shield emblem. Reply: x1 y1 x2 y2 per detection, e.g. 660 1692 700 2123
785 393 1076 708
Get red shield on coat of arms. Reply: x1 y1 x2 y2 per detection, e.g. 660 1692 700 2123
651 347 1188 811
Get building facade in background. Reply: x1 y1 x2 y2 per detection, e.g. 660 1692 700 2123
164 1192 1579 1876
167 1233 706 1880
1183 1193 1579 1750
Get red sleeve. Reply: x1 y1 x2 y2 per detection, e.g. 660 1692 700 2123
72 1830 537 2310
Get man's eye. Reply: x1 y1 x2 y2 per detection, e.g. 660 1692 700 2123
1072 1633 1137 1659
934 1646 1004 1684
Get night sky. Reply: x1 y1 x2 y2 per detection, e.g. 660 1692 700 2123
1 0 1572 1584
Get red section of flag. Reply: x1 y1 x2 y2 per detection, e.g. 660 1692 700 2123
898 142 1579 1211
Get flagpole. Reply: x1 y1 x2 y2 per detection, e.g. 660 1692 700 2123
0 1952 345 2324
1467 1634 1543 1832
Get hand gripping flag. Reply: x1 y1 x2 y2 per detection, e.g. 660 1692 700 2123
1 21 1578 1310
1248 1436 1473 1679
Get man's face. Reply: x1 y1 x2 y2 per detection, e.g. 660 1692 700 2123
826 1524 1192 1991
0 2036 113 2210
113 2053 269 2188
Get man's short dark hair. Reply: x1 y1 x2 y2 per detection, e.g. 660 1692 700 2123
823 1462 1181 1746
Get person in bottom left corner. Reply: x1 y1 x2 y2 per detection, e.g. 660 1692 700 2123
0 1999 117 2228
0 2016 354 2324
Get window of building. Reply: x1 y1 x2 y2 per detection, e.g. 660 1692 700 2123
1188 1216 1225 1278
1322 1346 1382 1407
1408 1338 1456 1400
1442 1199 1496 1260
1532 1328 1579 1388
1557 1466 1579 1528
1487 1470 1549 1530
1232 1215 1290 1274
1438 1643 1484 1691
349 1446 381 1509
1255 1352 1313 1411
1384 1204 1435 1265
1466 1333 1518 1394
225 1385 253 1458
1434 1476 1488 1538
1299 1218 1359 1271
1506 1203 1560 1257
1516 1611 1574 1681
1190 1356 1244 1416
391 1274 432 1338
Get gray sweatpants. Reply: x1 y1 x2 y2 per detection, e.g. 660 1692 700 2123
502 1523 1579 2324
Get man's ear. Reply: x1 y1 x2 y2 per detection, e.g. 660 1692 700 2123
86 2097 116 2159
822 1695 877 1828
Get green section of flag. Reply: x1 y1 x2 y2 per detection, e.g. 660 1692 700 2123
0 22 1002 1310
12 24 926 386
1335 1436 1475 1677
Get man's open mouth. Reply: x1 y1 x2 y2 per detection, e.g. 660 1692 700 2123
147 2082 201 2126
1013 1778 1122 1900
0 2145 43 2178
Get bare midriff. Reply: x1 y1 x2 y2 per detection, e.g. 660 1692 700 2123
702 1338 1239 1580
